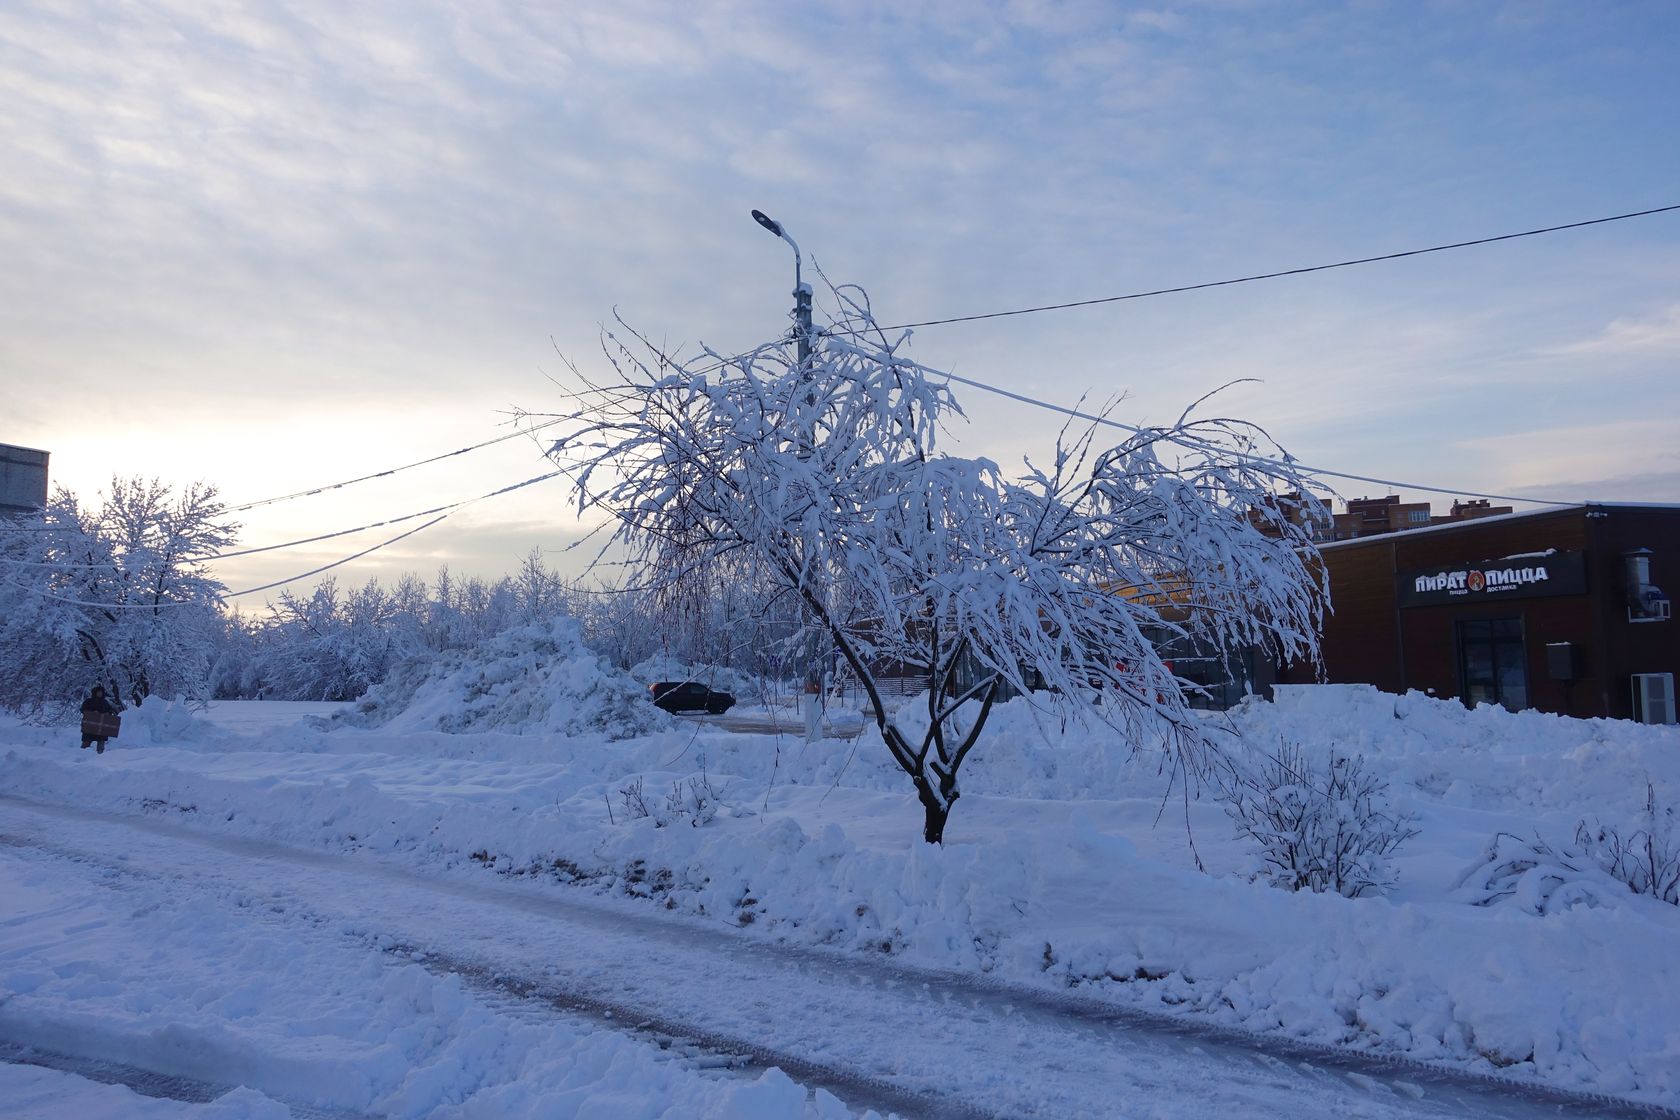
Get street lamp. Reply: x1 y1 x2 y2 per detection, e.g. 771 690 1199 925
750 209 813 367
751 209 822 742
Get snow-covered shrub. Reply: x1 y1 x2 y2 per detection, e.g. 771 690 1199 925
618 776 653 821
1575 783 1679 906
617 755 729 828
1452 831 1634 914
1222 743 1417 898
666 757 726 827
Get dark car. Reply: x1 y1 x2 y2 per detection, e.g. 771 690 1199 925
648 681 737 715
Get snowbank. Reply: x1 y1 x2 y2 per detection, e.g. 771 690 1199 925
5 680 1678 1108
328 618 671 740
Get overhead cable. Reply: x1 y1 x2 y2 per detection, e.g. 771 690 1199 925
221 515 452 599
226 418 564 513
221 466 565 596
843 203 1680 334
936 369 1577 507
211 469 566 561
5 470 565 607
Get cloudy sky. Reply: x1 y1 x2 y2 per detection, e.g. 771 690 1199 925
3 0 1678 606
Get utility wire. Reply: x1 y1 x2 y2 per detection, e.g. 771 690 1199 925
2 516 450 608
845 203 1680 334
936 368 1576 507
222 515 451 599
4 470 566 607
226 418 564 513
211 469 565 561
223 338 772 515
222 466 565 596
0 471 565 571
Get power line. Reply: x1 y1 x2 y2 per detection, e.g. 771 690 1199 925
0 471 566 572
935 368 1578 507
221 468 567 598
211 469 566 561
2 515 450 608
844 203 1680 334
226 418 564 513
3 470 567 606
222 338 774 516
222 514 452 599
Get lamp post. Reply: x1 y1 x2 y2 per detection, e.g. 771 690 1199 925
751 209 823 743
750 210 813 367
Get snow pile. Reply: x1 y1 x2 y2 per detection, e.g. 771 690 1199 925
126 695 218 746
331 617 670 740
6 685 1680 1108
1228 684 1680 818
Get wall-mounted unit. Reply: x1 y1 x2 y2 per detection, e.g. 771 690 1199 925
1625 548 1672 622
1631 673 1676 725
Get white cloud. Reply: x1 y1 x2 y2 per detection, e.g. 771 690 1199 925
4 0 1679 590
1543 305 1680 357
1454 418 1680 502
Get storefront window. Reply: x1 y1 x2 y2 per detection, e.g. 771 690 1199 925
1457 618 1528 710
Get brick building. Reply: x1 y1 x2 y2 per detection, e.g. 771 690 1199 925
1279 503 1677 723
1330 495 1515 541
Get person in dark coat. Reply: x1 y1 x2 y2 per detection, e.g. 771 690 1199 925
81 686 116 753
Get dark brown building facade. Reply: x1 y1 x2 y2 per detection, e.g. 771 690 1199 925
1279 503 1677 723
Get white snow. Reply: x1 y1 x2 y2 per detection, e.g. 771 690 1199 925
3 670 1678 1114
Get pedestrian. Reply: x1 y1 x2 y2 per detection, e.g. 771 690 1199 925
80 685 117 754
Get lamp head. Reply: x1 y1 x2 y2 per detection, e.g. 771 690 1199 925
750 209 783 238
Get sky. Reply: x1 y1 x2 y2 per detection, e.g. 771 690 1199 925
2 0 1678 607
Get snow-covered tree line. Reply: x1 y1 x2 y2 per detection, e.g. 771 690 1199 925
1 479 806 715
214 551 808 702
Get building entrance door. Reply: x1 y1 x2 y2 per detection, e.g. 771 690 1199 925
1457 618 1528 710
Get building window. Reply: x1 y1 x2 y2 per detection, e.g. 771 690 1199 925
1457 618 1528 711
1408 510 1430 523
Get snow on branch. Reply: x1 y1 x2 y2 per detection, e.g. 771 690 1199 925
534 280 1328 843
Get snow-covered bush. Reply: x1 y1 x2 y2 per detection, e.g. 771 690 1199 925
1452 831 1634 914
1222 743 1417 898
1454 785 1678 914
1575 783 1679 906
615 755 729 828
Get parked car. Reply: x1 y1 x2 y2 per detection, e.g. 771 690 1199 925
648 681 737 715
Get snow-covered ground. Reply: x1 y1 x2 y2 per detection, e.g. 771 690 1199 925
2 668 1677 1116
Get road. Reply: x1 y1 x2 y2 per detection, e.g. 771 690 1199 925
2 795 1666 1119
679 705 867 738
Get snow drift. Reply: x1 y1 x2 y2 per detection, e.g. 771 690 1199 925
4 677 1678 1109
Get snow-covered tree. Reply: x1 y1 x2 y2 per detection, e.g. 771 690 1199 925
0 478 235 715
253 576 424 702
539 284 1327 843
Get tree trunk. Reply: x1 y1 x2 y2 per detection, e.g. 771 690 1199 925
915 772 957 845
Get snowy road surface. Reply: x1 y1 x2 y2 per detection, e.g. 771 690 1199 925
2 795 1658 1120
